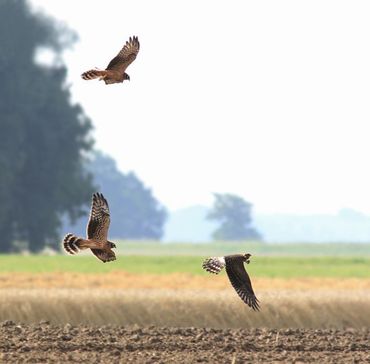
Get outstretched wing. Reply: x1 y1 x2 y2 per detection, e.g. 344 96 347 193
87 193 110 241
202 257 226 274
91 248 116 263
106 36 140 73
225 255 260 311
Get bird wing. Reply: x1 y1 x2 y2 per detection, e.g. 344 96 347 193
225 255 260 311
91 248 116 263
105 36 140 73
202 256 226 274
87 193 111 241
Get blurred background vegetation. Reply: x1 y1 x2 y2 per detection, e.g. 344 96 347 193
0 0 168 253
0 0 93 252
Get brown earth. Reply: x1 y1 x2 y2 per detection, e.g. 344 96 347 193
0 321 369 363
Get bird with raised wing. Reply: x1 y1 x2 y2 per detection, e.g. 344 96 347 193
202 253 260 311
81 36 140 84
63 193 116 263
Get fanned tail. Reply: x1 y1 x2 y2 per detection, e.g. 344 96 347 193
202 257 226 274
81 69 107 81
63 234 84 255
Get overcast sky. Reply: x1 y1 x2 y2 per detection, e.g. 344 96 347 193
30 0 370 214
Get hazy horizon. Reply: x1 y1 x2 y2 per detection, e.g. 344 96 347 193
163 205 370 243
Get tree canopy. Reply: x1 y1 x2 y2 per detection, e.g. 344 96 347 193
207 193 261 241
64 152 168 240
0 0 94 252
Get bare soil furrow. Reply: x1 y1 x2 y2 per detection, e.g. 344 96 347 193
0 322 369 363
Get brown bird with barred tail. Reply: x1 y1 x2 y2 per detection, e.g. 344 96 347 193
202 253 260 311
63 193 116 263
81 36 140 85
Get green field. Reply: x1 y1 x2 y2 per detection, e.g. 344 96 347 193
0 254 369 278
113 240 370 257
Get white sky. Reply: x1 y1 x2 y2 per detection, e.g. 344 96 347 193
31 0 370 214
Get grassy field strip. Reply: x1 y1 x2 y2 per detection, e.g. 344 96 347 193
0 288 369 329
0 255 369 277
0 272 369 290
113 241 370 256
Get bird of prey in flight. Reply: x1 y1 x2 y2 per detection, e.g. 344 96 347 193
81 36 140 85
202 253 260 311
63 193 116 263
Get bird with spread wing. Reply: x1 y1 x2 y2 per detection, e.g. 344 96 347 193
202 253 260 311
81 36 140 84
63 193 116 263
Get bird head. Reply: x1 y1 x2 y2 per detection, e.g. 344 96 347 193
243 253 252 263
109 242 116 249
124 73 130 81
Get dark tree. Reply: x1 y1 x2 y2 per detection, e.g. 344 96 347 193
207 193 261 241
64 152 167 240
0 0 94 252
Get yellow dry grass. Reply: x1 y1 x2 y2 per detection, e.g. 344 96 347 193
0 288 369 329
0 272 369 290
1 273 369 329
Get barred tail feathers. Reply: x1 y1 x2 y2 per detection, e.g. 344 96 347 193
63 234 85 255
202 256 226 274
81 69 107 80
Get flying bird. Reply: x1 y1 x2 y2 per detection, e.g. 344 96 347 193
63 193 116 263
81 36 140 84
202 253 260 311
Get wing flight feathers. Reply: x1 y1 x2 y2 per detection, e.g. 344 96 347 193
106 36 140 72
87 192 111 241
202 254 260 311
225 255 260 311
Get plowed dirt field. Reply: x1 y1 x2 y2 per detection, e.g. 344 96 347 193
0 321 369 363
